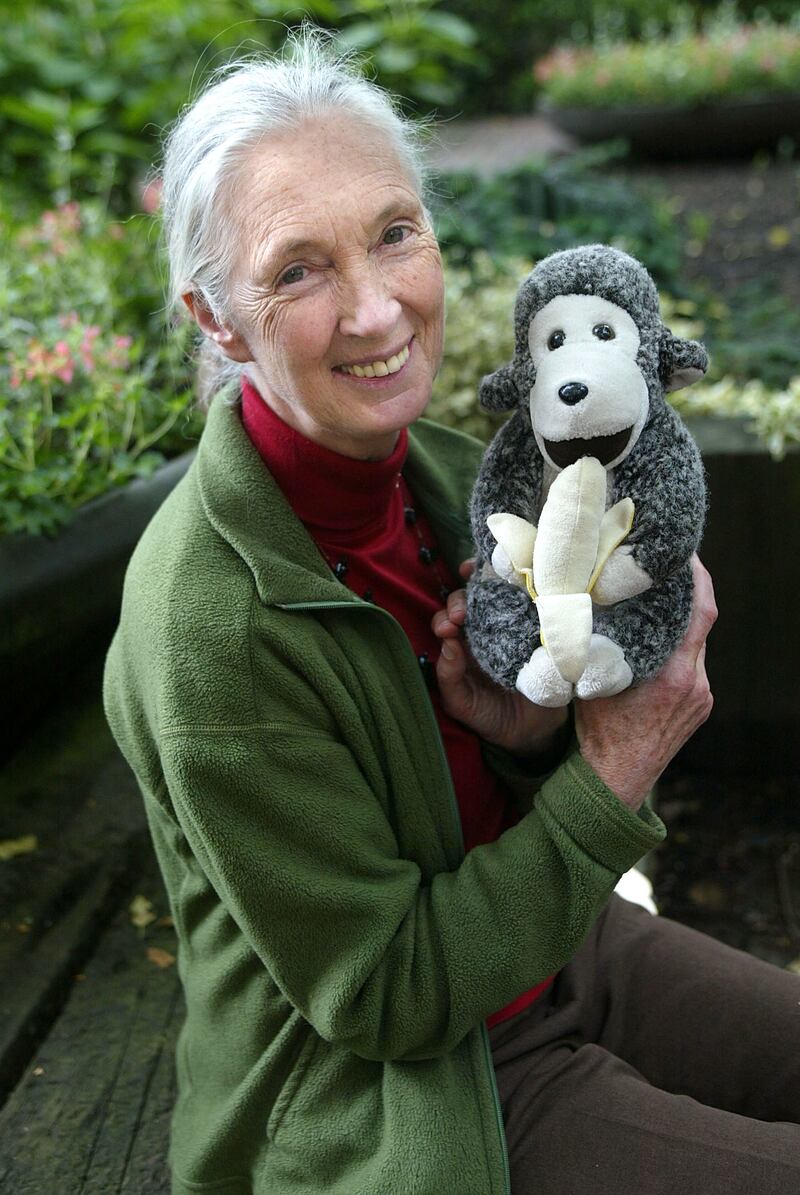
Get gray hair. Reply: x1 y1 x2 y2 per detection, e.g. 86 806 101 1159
160 27 431 405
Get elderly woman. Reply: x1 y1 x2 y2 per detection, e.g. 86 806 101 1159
104 33 800 1195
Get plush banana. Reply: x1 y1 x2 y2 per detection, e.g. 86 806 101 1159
488 456 634 699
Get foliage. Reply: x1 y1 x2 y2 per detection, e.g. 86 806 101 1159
430 254 522 443
535 10 800 110
0 1 478 209
704 279 800 391
430 148 684 290
431 258 800 458
0 200 200 536
656 294 800 458
435 0 798 116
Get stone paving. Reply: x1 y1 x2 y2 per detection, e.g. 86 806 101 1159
429 114 575 173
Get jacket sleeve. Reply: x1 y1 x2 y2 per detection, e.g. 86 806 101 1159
159 721 664 1064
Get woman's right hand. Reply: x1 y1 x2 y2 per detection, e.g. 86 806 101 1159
574 555 717 811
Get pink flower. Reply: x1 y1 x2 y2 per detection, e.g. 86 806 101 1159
58 202 81 232
140 178 163 214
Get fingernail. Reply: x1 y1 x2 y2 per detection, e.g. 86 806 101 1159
440 641 456 661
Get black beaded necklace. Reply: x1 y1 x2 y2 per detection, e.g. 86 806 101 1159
320 472 453 689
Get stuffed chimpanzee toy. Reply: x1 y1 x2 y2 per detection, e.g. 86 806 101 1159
466 244 708 707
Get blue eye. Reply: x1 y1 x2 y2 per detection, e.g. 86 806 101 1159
280 265 306 285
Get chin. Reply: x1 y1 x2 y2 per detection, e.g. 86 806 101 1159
378 379 432 424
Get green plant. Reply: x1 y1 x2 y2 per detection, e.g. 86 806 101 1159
0 1 479 209
535 11 800 110
0 199 200 536
431 149 685 289
430 253 522 442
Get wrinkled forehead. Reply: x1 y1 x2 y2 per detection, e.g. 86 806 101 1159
528 294 640 363
223 114 422 262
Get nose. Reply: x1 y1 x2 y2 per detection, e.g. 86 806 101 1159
337 263 402 340
558 382 589 405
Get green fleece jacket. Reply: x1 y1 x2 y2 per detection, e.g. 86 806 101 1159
103 392 665 1195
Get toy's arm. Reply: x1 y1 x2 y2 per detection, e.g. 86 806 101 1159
469 413 544 565
466 414 544 689
611 404 706 586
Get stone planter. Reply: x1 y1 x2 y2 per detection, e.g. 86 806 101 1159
0 453 194 756
681 416 799 773
539 94 800 159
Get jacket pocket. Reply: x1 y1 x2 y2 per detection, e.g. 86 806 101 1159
265 1025 321 1142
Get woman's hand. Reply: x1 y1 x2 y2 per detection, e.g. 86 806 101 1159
575 555 717 811
432 560 568 759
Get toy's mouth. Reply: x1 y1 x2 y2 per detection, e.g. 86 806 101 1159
544 427 633 468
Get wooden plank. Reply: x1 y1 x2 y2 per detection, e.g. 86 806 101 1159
0 730 150 1095
0 852 181 1195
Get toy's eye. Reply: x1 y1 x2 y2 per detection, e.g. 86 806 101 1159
593 323 615 340
547 330 566 350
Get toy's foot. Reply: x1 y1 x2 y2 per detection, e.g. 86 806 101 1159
575 634 633 699
516 646 574 708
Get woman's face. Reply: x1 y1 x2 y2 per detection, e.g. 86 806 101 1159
202 114 445 460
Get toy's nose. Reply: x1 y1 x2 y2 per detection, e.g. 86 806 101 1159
558 382 589 405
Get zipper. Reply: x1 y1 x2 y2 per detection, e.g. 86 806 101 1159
277 597 512 1195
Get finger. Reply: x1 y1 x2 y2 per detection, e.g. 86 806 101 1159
446 588 467 625
436 638 471 714
431 589 468 638
431 608 462 639
680 555 718 661
458 558 476 580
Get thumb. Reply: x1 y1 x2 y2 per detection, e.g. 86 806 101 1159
436 638 472 718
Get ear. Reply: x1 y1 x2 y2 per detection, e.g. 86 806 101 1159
660 331 708 393
479 364 520 412
182 291 252 364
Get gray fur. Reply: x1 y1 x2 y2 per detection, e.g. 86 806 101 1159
466 245 708 689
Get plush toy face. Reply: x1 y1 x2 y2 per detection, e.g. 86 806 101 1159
528 294 649 472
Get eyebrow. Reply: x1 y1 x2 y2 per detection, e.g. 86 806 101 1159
254 197 422 281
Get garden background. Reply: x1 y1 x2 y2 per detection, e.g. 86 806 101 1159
1 2 799 1187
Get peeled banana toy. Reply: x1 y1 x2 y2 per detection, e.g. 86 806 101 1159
466 245 708 707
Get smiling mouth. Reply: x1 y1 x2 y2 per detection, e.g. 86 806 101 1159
544 427 633 468
336 340 411 378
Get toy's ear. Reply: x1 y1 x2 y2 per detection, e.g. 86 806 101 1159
479 363 520 412
660 331 709 393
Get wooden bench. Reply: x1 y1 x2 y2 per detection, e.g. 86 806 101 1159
0 661 178 1193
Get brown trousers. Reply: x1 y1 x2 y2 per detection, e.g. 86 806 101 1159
490 894 800 1194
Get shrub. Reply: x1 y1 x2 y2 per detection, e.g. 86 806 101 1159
430 148 684 289
0 1 478 209
535 12 800 109
0 199 199 536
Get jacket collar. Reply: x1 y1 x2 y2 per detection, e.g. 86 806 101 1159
195 390 477 608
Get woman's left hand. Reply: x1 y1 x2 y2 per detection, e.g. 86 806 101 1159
431 561 568 758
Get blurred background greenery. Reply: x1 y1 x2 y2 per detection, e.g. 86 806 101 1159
2 0 799 534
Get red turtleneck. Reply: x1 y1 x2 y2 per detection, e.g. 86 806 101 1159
241 378 553 1026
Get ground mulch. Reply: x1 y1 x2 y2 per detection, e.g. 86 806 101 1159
626 158 800 305
653 764 800 971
